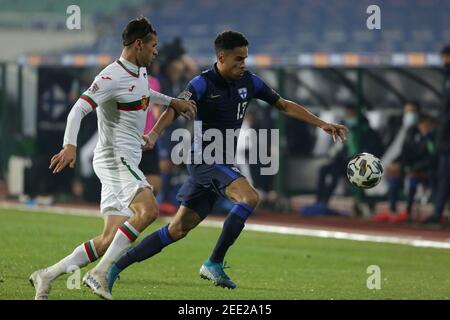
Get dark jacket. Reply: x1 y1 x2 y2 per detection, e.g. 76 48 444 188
436 69 450 154
397 126 437 172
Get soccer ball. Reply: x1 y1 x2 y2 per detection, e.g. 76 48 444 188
346 152 384 189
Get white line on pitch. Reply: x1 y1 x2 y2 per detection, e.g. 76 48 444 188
199 220 450 249
1 202 450 249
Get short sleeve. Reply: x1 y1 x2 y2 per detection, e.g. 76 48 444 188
251 73 280 105
80 74 118 109
178 75 207 103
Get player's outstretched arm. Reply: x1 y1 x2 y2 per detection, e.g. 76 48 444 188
274 97 348 142
168 98 197 120
142 107 178 150
49 144 76 173
149 88 197 120
49 96 94 173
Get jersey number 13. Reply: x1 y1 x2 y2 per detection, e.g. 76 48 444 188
237 102 248 120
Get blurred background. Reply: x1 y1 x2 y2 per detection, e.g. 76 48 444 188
0 0 449 226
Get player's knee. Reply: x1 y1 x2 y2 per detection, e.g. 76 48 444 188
132 203 159 228
168 222 191 241
242 190 260 208
142 203 159 225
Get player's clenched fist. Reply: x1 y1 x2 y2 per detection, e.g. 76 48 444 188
142 131 159 151
49 144 77 173
170 98 197 120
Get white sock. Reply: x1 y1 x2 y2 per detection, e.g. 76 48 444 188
44 240 98 280
94 221 139 273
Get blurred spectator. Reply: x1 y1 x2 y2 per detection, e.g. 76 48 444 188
422 45 450 225
373 113 437 223
301 104 383 216
380 101 421 166
154 39 198 214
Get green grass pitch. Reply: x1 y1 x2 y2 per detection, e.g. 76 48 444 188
1 208 450 300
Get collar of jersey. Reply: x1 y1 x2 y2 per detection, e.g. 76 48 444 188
212 63 235 87
117 57 139 78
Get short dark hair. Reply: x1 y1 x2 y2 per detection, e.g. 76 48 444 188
122 17 156 47
214 30 249 53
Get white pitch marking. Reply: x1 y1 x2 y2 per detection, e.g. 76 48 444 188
1 202 450 249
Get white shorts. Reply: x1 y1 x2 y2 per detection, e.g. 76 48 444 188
93 153 152 217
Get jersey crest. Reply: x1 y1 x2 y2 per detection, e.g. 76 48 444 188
178 90 193 101
238 87 247 100
88 82 100 94
141 95 149 111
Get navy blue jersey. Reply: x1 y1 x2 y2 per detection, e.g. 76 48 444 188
180 63 280 161
176 64 280 215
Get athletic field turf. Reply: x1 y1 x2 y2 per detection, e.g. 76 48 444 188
1 208 450 300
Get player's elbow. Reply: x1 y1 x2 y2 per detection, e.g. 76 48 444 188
274 98 289 113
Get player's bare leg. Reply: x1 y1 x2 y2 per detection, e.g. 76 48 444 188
167 205 203 240
106 205 202 295
83 187 159 300
200 177 260 289
29 214 127 300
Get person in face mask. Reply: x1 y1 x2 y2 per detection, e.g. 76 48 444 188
402 102 419 128
422 45 450 225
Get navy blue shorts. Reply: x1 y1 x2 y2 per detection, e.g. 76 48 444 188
176 164 243 218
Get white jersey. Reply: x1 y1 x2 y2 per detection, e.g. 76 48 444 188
63 56 172 163
62 57 174 216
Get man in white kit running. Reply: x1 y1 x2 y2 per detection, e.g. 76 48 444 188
29 17 196 300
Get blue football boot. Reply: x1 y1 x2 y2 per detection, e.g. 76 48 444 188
106 264 121 293
199 259 236 289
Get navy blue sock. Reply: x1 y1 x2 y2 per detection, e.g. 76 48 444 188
115 224 174 271
210 202 254 264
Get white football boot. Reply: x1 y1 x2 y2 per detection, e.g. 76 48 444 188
82 269 113 300
29 269 52 300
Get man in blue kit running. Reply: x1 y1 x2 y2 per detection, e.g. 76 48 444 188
101 30 348 298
